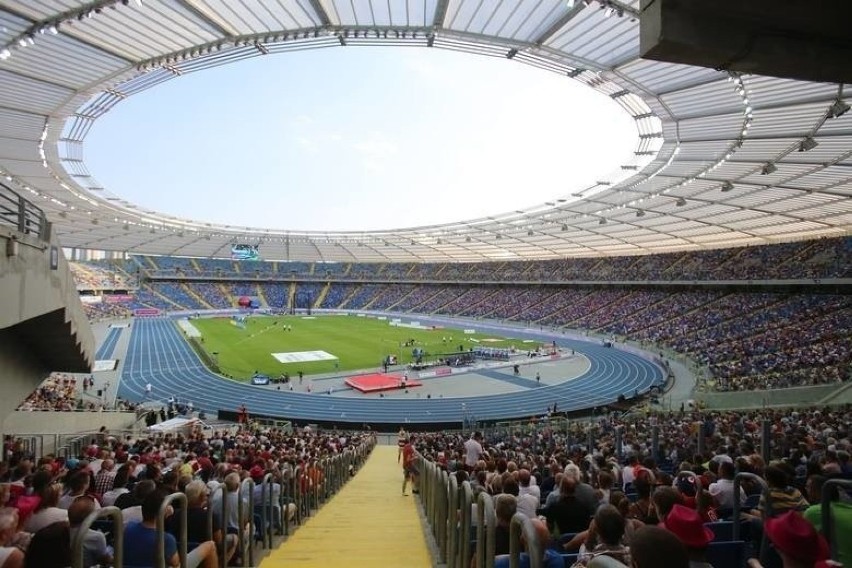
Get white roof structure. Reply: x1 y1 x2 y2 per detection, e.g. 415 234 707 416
1 0 850 262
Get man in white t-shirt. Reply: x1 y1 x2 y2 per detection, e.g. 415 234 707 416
464 432 484 471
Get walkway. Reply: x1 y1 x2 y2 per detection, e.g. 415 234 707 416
259 445 432 567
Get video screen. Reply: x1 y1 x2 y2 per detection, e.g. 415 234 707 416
231 244 260 261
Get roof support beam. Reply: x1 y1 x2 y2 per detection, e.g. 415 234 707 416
433 0 450 28
176 0 240 38
533 4 584 46
306 0 332 27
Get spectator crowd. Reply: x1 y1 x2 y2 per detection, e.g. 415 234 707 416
0 423 372 567
414 404 852 568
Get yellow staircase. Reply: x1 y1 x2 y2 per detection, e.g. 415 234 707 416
259 446 431 567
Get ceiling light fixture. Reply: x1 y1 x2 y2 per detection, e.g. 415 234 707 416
720 181 734 192
761 163 777 175
675 198 686 206
798 137 818 152
828 99 850 118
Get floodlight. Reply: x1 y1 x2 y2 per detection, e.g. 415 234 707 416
798 137 818 152
636 210 645 217
761 163 777 175
598 218 607 225
675 198 686 206
828 99 850 118
720 181 734 192
566 0 576 8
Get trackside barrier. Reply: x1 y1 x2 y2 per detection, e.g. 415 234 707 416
448 473 459 568
209 484 228 568
459 481 474 568
71 506 123 568
417 454 450 564
508 513 541 568
475 492 496 568
438 469 449 561
257 473 275 549
732 472 769 564
153 493 188 568
239 478 255 568
821 479 852 562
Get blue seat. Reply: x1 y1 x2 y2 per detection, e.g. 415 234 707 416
706 540 746 568
555 532 578 550
561 553 579 567
706 521 733 541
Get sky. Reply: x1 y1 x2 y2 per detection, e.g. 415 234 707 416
84 47 637 232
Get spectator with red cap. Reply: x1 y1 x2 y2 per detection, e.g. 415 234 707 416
663 504 715 568
747 510 838 568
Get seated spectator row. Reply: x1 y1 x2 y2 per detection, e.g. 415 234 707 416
0 423 374 567
122 235 851 282
410 404 852 567
16 373 139 412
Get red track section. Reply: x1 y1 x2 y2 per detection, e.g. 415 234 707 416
344 373 422 393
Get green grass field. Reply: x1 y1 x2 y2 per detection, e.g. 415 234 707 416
190 314 529 380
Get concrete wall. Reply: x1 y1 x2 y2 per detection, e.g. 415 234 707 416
0 225 96 439
4 410 137 456
0 226 91 336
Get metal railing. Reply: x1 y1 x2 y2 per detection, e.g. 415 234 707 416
821 479 852 562
0 181 50 241
419 454 484 568
508 513 541 568
732 472 769 564
475 492 496 568
71 506 123 568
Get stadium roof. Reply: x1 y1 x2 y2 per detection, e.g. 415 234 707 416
0 0 850 263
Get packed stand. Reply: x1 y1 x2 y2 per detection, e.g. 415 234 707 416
16 373 139 412
320 283 357 309
133 236 850 284
82 302 132 322
70 263 131 291
339 283 382 309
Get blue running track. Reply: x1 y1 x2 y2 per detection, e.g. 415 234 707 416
95 327 122 360
119 318 664 426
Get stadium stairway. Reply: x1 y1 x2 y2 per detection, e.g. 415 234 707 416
255 283 269 307
288 282 296 310
313 282 330 309
259 445 431 567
